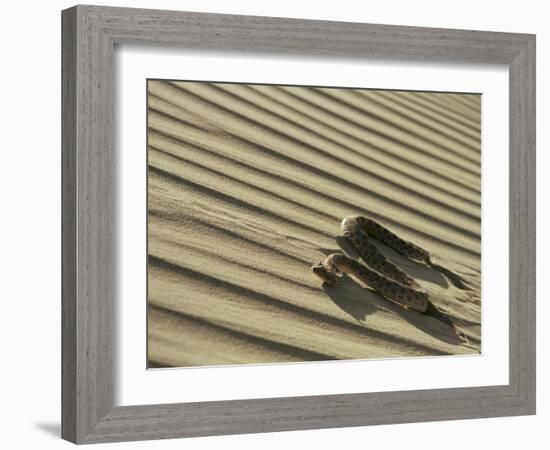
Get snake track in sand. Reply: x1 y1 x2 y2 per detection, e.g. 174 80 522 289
312 215 431 313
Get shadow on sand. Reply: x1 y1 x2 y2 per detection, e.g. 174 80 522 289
335 236 452 289
316 238 466 346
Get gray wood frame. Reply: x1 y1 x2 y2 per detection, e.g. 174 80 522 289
61 5 536 444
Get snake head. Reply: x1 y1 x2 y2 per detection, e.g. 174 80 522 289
311 262 339 287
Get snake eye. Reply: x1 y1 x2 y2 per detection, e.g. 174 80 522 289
311 262 323 272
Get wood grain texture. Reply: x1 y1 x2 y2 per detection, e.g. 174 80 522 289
508 37 536 410
61 7 77 442
62 5 114 442
61 4 536 444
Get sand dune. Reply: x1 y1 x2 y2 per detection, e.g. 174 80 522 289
147 80 481 368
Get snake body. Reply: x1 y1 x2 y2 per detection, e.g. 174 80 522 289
312 215 430 313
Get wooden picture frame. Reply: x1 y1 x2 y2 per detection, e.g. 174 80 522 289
61 5 536 444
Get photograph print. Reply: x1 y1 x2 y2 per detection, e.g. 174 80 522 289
146 79 482 369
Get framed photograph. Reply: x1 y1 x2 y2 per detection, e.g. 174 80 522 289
61 4 536 444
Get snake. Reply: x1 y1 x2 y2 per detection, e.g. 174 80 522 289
312 216 431 313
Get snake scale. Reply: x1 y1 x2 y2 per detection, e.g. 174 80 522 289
312 215 431 313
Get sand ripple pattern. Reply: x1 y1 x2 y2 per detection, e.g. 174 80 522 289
147 80 482 368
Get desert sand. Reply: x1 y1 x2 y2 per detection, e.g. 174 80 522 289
146 80 481 368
